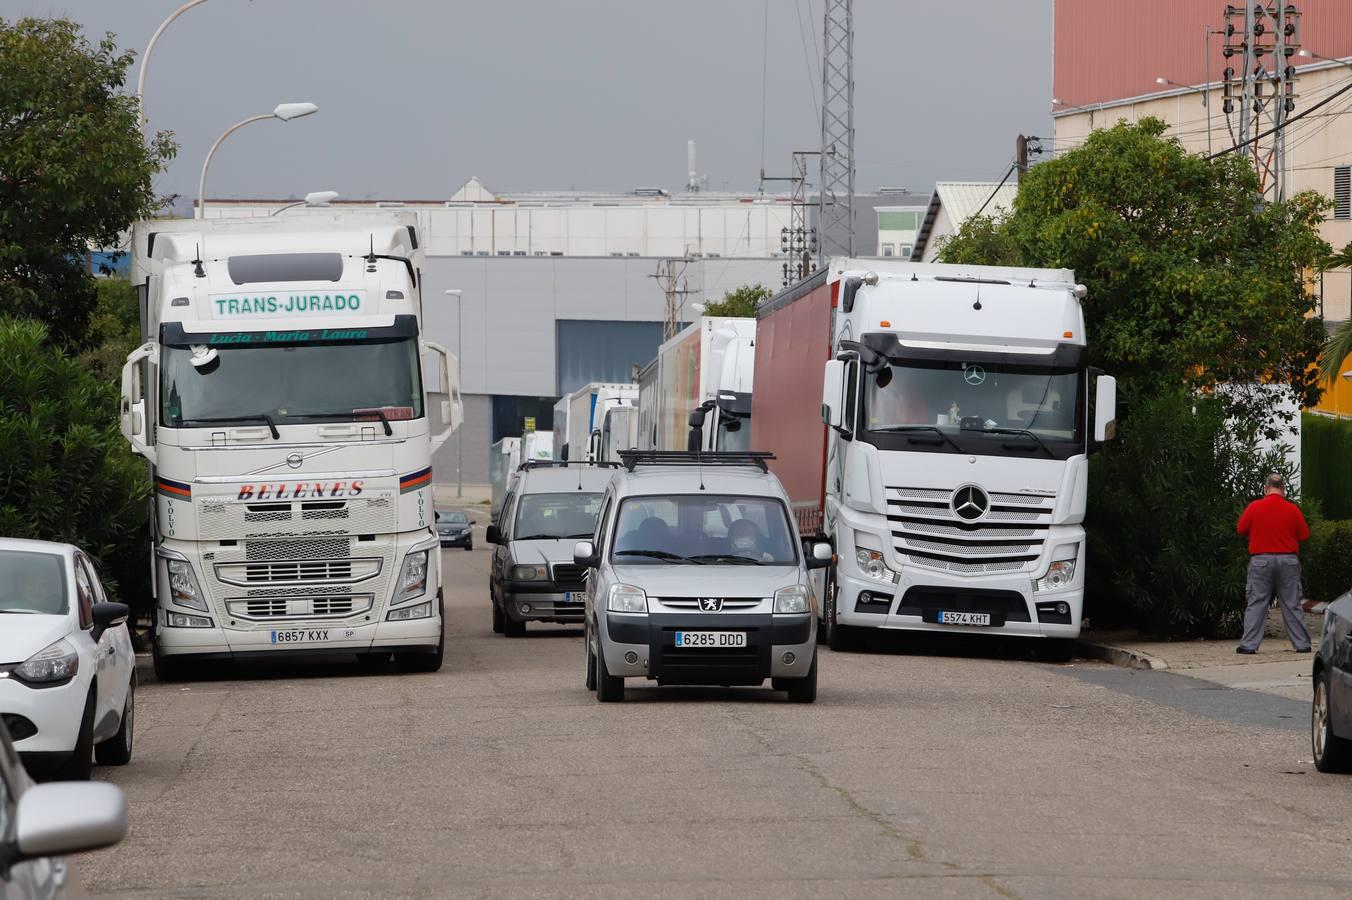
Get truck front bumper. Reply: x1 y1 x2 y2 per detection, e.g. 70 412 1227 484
601 613 816 685
834 569 1082 639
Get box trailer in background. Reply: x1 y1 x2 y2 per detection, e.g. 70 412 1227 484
554 382 637 462
596 404 639 462
752 259 1117 657
490 432 554 522
638 317 755 452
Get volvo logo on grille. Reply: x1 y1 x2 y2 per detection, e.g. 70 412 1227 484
285 452 304 469
951 485 989 521
698 598 724 612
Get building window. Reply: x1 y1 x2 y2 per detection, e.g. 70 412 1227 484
497 250 512 257
476 251 490 257
513 250 527 256
881 244 894 257
899 244 913 259
461 250 474 256
878 210 921 231
1336 166 1350 220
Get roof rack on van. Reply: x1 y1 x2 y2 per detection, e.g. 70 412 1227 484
517 459 620 472
617 450 775 473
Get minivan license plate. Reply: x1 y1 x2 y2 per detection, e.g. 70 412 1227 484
936 611 991 626
674 631 746 648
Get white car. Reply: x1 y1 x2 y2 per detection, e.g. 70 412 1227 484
0 540 136 780
0 717 128 899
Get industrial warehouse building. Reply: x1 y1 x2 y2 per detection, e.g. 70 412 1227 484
205 179 910 486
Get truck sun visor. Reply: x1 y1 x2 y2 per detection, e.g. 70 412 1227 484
161 314 417 347
856 333 1086 369
227 252 343 285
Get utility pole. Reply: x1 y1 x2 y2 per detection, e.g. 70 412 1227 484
650 258 695 341
1222 2 1301 200
762 151 819 286
1015 134 1030 179
817 0 855 263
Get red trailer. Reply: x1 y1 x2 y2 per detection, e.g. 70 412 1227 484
750 269 835 537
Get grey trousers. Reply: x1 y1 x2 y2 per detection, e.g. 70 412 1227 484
1240 553 1311 651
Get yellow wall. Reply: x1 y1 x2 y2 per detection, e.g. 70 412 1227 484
1314 351 1352 419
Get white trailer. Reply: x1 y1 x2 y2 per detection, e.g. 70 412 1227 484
638 316 755 452
555 382 637 462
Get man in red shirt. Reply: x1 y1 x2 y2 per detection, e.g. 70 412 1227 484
1235 473 1311 654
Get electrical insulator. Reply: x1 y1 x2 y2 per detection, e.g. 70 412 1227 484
1284 98 1295 112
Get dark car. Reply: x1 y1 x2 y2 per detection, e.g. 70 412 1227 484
1313 587 1352 773
436 510 474 550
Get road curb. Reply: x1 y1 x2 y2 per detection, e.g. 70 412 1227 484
1076 640 1169 670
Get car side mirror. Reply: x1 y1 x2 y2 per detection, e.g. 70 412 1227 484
574 540 599 567
90 601 129 642
806 542 834 570
0 783 127 870
485 525 502 545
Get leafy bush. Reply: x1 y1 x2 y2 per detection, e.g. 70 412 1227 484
703 284 771 318
1086 390 1295 638
76 278 143 384
1302 414 1352 520
0 318 149 610
1304 519 1352 604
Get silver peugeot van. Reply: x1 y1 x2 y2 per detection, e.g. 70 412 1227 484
573 451 832 702
487 461 616 636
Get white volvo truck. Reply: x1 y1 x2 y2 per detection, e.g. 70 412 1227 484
753 260 1116 657
119 213 462 678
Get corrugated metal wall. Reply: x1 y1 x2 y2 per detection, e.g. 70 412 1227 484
1054 0 1352 108
554 320 664 396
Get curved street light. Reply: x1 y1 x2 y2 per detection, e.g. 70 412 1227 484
197 103 319 219
136 0 211 132
270 191 340 216
444 289 465 498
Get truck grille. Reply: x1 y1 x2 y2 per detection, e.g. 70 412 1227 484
886 485 1053 573
227 595 374 620
246 539 351 561
214 558 380 586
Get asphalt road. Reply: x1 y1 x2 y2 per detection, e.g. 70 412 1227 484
72 540 1351 899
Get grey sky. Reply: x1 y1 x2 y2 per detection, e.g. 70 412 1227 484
8 0 1053 201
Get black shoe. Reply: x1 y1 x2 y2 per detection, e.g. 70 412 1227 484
1236 647 1258 655
1294 647 1312 654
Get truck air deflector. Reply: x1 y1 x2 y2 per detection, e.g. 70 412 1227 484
857 334 1086 369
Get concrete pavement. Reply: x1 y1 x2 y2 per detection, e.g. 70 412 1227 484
70 544 1351 899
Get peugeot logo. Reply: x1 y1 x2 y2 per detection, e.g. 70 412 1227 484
963 364 986 386
285 452 304 469
698 598 724 612
951 485 989 521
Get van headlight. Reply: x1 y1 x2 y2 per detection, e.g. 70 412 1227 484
164 557 207 612
511 564 547 581
607 584 647 614
774 584 809 614
1034 558 1077 592
14 638 79 686
395 549 429 604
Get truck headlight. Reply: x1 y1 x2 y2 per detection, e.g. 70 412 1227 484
395 549 428 604
1034 559 1077 592
511 564 547 581
165 558 207 612
14 638 79 685
854 547 898 583
607 584 647 614
774 584 809 614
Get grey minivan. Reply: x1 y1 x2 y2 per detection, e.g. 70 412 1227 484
573 451 831 702
486 462 616 636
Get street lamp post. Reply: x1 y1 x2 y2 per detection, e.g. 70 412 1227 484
136 0 210 132
1298 48 1352 72
445 289 464 498
270 191 340 216
197 103 319 219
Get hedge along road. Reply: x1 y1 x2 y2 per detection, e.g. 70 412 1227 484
73 542 1347 899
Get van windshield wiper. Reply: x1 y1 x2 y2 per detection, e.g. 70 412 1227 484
179 414 280 440
870 425 962 453
285 410 393 436
614 550 704 563
688 553 769 565
980 426 1056 458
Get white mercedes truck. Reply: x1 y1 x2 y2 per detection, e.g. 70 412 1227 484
753 260 1116 658
119 212 462 678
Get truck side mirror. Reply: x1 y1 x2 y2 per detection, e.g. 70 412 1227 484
485 525 502 545
687 407 708 429
1094 375 1117 442
821 360 845 431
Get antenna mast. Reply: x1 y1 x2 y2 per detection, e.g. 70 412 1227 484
818 0 855 262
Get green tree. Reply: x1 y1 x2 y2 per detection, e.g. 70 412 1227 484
0 318 150 608
1317 242 1352 386
703 283 772 318
77 277 143 384
0 17 175 347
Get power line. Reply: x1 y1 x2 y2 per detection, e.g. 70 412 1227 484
973 160 1018 219
1208 76 1352 161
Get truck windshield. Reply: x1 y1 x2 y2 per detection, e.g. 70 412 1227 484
612 494 798 565
513 493 603 540
863 360 1084 459
160 338 423 428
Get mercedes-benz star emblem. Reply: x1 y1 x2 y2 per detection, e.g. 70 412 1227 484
951 485 989 521
963 364 986 386
698 598 724 612
286 452 304 469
